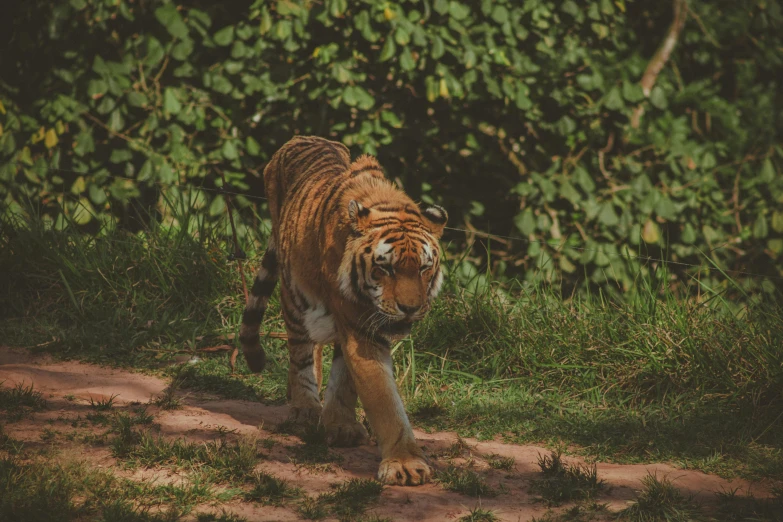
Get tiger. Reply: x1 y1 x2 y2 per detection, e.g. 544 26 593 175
239 135 447 486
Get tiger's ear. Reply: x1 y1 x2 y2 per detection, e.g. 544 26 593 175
348 200 373 232
420 204 448 238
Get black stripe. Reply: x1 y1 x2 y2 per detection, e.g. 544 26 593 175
333 344 343 359
239 333 259 344
251 277 277 297
261 249 278 272
291 356 314 368
351 166 383 177
287 336 311 345
242 308 264 324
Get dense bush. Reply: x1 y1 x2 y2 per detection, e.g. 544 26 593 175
1 0 781 295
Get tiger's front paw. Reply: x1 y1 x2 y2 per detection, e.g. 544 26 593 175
288 405 322 425
377 455 431 486
325 420 370 447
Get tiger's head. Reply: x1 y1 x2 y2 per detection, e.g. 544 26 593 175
339 199 448 338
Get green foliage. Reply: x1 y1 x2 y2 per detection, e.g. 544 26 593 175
0 0 781 294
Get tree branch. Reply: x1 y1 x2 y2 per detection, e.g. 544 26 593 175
631 0 688 128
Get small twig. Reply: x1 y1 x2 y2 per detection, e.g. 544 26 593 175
597 132 615 179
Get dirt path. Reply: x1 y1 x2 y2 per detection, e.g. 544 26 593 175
0 347 766 521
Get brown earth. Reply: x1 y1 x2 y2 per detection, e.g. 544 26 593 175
0 347 769 521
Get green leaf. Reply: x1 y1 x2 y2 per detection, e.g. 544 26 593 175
433 0 449 15
379 37 396 62
491 5 509 23
213 26 235 46
400 47 416 71
681 223 697 244
768 238 783 255
771 211 783 233
71 198 95 225
753 214 769 238
759 158 776 183
622 81 644 102
514 208 536 236
597 202 619 226
110 149 133 163
154 4 188 39
246 136 261 156
604 86 624 110
172 38 194 60
330 0 347 17
556 116 576 136
654 196 677 221
642 220 660 243
449 1 470 20
88 184 107 205
127 92 148 108
650 86 667 109
222 140 239 160
395 27 410 46
163 88 182 115
701 152 717 170
431 36 445 59
88 79 108 97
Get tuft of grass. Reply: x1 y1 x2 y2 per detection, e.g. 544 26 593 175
459 506 499 521
437 465 497 497
90 394 119 411
0 457 82 521
0 382 47 421
244 470 302 505
714 487 783 522
297 479 384 520
486 454 515 471
297 497 329 520
530 452 604 505
441 436 476 459
125 433 259 483
618 473 703 521
196 511 248 522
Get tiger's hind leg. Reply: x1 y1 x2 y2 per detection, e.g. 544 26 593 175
285 337 323 424
322 344 370 447
280 292 323 424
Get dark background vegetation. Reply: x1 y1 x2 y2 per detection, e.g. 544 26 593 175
1 0 781 298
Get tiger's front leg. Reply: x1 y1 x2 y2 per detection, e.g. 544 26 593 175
341 334 431 486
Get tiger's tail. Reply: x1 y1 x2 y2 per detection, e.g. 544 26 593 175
239 241 279 372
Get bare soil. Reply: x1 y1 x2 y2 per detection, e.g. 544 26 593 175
0 347 769 521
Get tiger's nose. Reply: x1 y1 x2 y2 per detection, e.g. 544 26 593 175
397 303 421 316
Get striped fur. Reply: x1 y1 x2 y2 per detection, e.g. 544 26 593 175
239 136 447 486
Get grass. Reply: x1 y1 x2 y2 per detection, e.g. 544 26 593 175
244 470 302 505
123 433 259 483
618 473 703 521
459 507 499 521
90 394 119 411
2 209 783 511
0 382 47 421
530 452 605 505
298 478 385 521
486 454 516 471
437 465 497 497
715 487 783 521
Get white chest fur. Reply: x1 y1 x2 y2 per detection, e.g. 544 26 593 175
302 303 337 344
